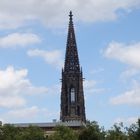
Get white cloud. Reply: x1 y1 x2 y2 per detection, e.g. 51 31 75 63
0 96 26 109
0 66 60 122
84 80 105 94
0 66 28 91
90 68 104 75
0 33 41 48
104 42 140 106
104 41 140 69
110 85 140 105
0 66 48 108
6 106 40 119
114 117 138 125
1 106 59 123
47 84 60 95
120 68 140 81
27 49 63 69
84 80 97 94
0 0 139 29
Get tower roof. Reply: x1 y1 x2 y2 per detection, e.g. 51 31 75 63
64 11 80 72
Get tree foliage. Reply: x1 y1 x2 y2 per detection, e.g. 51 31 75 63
127 119 140 140
0 118 140 140
48 125 78 140
105 122 128 140
0 125 46 140
78 121 105 140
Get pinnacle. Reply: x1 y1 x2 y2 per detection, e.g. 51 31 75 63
69 11 73 21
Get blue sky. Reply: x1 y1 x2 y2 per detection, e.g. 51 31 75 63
0 0 140 129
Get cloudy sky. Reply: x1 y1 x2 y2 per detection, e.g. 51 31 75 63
0 0 140 128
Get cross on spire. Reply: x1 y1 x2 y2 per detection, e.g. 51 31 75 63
69 11 73 21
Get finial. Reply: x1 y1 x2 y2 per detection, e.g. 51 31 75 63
69 11 73 21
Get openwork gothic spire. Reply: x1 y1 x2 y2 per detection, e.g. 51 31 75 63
64 11 80 73
60 12 86 123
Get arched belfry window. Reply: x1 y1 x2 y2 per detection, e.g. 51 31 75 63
70 88 75 102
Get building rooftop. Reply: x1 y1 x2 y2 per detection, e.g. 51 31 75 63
11 120 86 128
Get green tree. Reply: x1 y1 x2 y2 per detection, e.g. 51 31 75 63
0 124 46 140
0 124 21 140
127 118 140 140
48 125 78 140
106 122 128 140
78 121 105 140
20 125 46 140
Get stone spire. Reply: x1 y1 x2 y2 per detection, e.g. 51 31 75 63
64 11 80 73
60 11 86 122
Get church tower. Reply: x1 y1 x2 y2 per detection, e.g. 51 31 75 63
60 11 86 122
